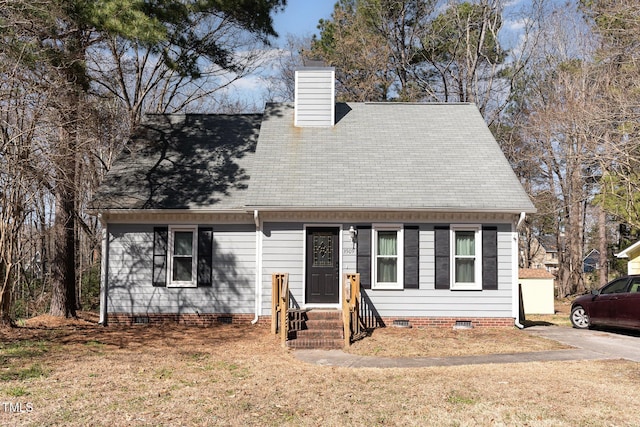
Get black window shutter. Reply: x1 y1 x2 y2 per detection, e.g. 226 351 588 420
404 226 419 289
434 226 450 289
357 226 371 289
153 227 168 287
197 227 213 287
482 226 498 290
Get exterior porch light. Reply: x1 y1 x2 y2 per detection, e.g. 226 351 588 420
349 226 358 247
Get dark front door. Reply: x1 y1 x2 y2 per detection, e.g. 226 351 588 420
306 228 339 304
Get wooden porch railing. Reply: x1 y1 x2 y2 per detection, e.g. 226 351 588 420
271 273 306 347
342 273 367 347
271 273 289 347
272 272 367 348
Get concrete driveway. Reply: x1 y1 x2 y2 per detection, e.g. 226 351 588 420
526 325 640 363
293 325 640 368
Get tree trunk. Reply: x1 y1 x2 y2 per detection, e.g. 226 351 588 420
75 191 82 311
598 205 608 287
0 261 15 327
557 240 570 297
49 83 79 318
49 179 77 318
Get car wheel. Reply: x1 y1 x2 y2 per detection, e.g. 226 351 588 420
571 305 590 329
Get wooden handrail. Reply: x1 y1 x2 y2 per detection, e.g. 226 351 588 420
280 274 288 347
271 273 289 347
342 273 365 347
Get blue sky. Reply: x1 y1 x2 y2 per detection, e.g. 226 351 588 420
230 0 533 108
272 0 336 42
224 1 336 106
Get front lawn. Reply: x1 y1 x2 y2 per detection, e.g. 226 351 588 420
0 309 638 426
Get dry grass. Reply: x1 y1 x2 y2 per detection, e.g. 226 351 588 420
1 304 639 426
347 298 573 358
346 326 568 357
524 297 574 328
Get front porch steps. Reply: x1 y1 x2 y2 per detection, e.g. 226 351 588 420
286 309 344 350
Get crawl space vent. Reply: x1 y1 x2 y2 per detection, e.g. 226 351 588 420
217 316 233 324
453 320 473 330
392 319 411 328
133 316 149 324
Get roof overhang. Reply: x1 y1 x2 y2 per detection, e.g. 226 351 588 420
92 208 253 224
91 206 535 225
615 240 640 259
245 206 536 214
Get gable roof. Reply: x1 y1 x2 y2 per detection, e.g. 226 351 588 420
583 248 600 273
90 114 261 210
247 102 535 213
91 102 535 214
537 235 559 253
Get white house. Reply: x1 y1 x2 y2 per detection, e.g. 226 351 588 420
91 67 536 338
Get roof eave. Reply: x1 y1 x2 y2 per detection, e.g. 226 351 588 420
246 206 537 214
89 207 250 218
89 206 537 221
615 239 640 258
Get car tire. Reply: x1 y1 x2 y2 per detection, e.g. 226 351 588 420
570 305 590 329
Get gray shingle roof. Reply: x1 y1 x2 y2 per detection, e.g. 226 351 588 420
92 102 535 214
246 102 535 213
90 114 261 210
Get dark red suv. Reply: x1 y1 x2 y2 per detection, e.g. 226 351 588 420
570 275 640 330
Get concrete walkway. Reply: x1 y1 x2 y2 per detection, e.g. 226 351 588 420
293 325 640 368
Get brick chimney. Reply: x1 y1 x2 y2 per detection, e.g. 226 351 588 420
294 67 335 127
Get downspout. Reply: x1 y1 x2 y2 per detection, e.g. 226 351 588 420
251 210 262 324
514 212 526 329
98 214 108 326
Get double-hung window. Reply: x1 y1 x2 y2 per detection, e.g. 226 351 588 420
167 225 198 287
451 225 482 290
372 225 403 290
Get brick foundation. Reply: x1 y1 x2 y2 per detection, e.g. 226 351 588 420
380 316 515 328
107 313 271 326
107 313 513 329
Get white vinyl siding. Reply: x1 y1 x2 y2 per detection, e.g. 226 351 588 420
361 224 514 318
294 68 335 127
257 221 515 319
105 219 516 320
260 222 304 314
107 224 255 315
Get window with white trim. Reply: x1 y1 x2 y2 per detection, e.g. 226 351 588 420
450 225 482 290
167 225 198 287
372 225 403 290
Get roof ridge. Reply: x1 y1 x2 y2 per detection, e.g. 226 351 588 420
363 101 474 106
143 112 262 117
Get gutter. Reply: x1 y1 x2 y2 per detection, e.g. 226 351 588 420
514 212 526 329
246 206 536 214
517 211 526 229
251 210 262 324
98 214 108 326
